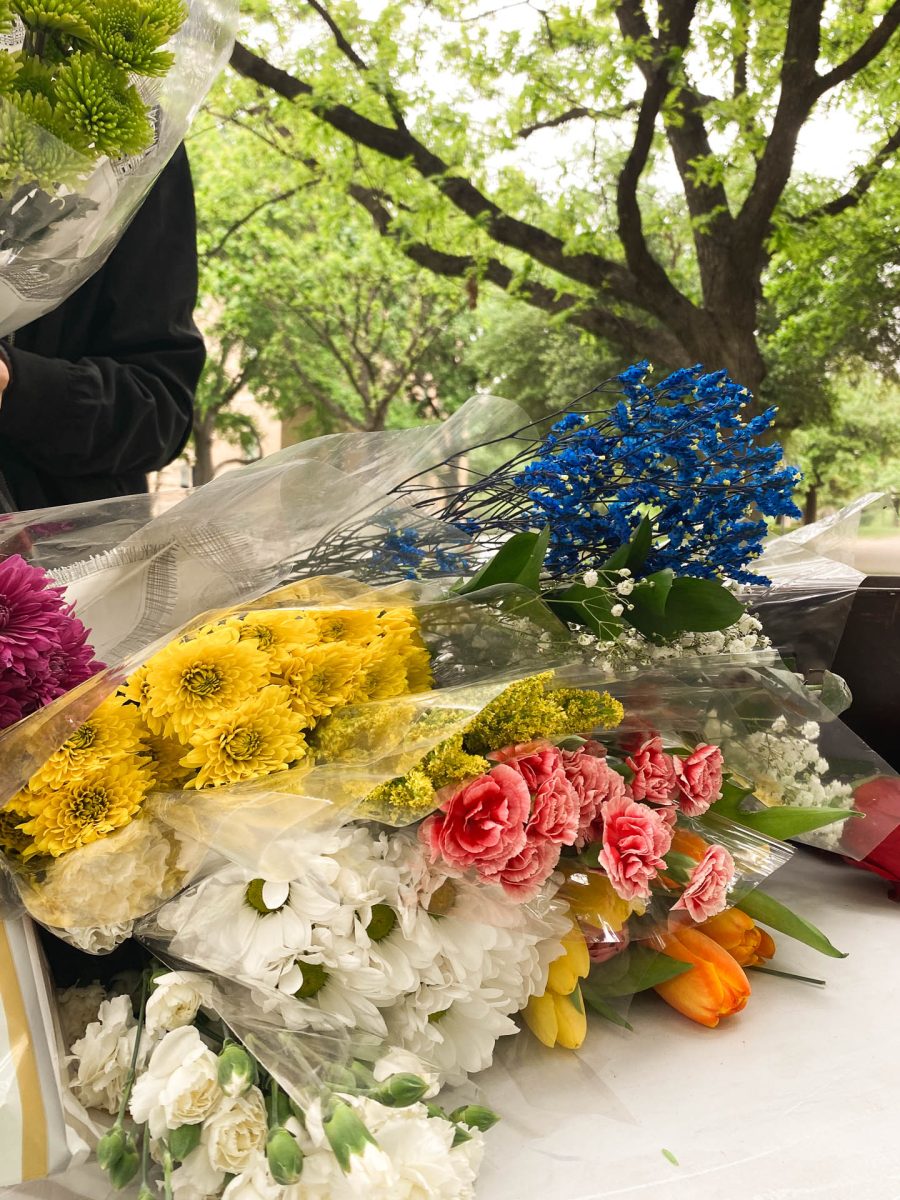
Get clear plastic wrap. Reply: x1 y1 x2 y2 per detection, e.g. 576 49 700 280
0 0 238 336
743 494 890 677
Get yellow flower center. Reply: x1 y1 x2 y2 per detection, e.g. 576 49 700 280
242 625 274 649
68 785 110 827
68 724 96 751
181 665 223 698
224 727 263 760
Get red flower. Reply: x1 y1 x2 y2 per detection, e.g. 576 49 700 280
526 769 580 845
626 737 677 805
420 764 529 875
843 777 900 900
493 836 560 900
672 844 735 922
561 747 627 847
597 793 673 902
674 744 724 817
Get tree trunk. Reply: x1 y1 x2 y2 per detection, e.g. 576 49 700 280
803 485 818 526
192 415 216 487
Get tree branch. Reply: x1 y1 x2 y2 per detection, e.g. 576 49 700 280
202 186 313 259
815 1 900 96
229 41 643 305
793 125 900 223
347 182 688 362
515 103 637 139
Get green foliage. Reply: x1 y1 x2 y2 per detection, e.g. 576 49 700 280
737 890 847 959
0 0 186 194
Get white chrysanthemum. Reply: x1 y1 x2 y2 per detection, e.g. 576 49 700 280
386 989 518 1086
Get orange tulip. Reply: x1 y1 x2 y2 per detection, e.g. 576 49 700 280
699 908 776 967
653 927 751 1028
669 828 709 863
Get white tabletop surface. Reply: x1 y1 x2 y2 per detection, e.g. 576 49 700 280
474 850 900 1200
3 851 896 1200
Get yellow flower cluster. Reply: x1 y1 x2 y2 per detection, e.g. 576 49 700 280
363 673 624 824
8 602 431 861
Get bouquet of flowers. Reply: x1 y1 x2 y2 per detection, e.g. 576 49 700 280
0 0 236 335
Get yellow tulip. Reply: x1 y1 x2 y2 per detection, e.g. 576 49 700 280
546 921 591 994
699 908 776 967
523 985 588 1049
559 867 637 932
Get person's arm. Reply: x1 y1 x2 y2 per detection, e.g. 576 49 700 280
0 146 205 478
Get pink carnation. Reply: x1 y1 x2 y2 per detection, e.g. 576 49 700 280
674 744 724 817
420 763 529 876
526 769 580 845
597 792 673 902
492 742 562 791
626 737 677 805
673 844 735 922
561 747 628 847
492 836 561 900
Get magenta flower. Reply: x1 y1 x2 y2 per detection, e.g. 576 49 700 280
0 555 102 731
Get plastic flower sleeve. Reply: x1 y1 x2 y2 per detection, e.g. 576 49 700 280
743 494 889 679
576 655 900 862
0 0 238 336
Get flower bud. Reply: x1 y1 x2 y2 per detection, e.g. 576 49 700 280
216 1041 258 1097
97 1126 127 1171
370 1073 429 1108
324 1063 358 1092
168 1122 202 1163
266 1127 305 1185
107 1135 140 1190
449 1104 500 1132
137 1186 155 1200
323 1099 376 1172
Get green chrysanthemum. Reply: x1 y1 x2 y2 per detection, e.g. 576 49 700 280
12 0 93 40
54 51 151 156
83 0 181 75
0 51 22 94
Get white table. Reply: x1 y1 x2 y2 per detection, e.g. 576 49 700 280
474 850 900 1200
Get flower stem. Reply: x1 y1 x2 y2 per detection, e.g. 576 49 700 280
117 969 150 1127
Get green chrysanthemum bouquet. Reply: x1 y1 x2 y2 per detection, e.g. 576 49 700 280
0 0 235 334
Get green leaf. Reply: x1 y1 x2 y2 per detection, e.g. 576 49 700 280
602 516 653 572
580 989 634 1030
456 527 549 596
545 583 621 640
626 576 744 639
730 806 852 840
737 890 847 958
585 945 692 997
629 569 674 619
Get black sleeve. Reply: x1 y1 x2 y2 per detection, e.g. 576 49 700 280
0 146 205 477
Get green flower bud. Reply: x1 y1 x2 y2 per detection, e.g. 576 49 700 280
168 1122 202 1162
97 1125 127 1171
107 1136 140 1190
323 1099 377 1172
216 1042 258 1097
266 1127 304 1185
451 1126 472 1149
137 1186 155 1200
449 1104 500 1132
324 1063 358 1092
370 1073 429 1108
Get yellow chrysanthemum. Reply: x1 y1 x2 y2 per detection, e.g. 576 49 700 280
376 608 419 638
0 801 33 859
141 630 271 740
20 761 152 859
401 645 433 693
281 643 369 722
357 649 410 701
223 610 319 671
180 686 308 789
27 698 148 792
310 608 380 646
146 734 196 790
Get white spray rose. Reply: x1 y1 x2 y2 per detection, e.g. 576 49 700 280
205 1087 268 1174
145 972 211 1036
130 1026 221 1139
69 994 137 1114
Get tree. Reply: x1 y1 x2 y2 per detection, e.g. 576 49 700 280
187 95 480 472
789 372 900 524
225 1 900 402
